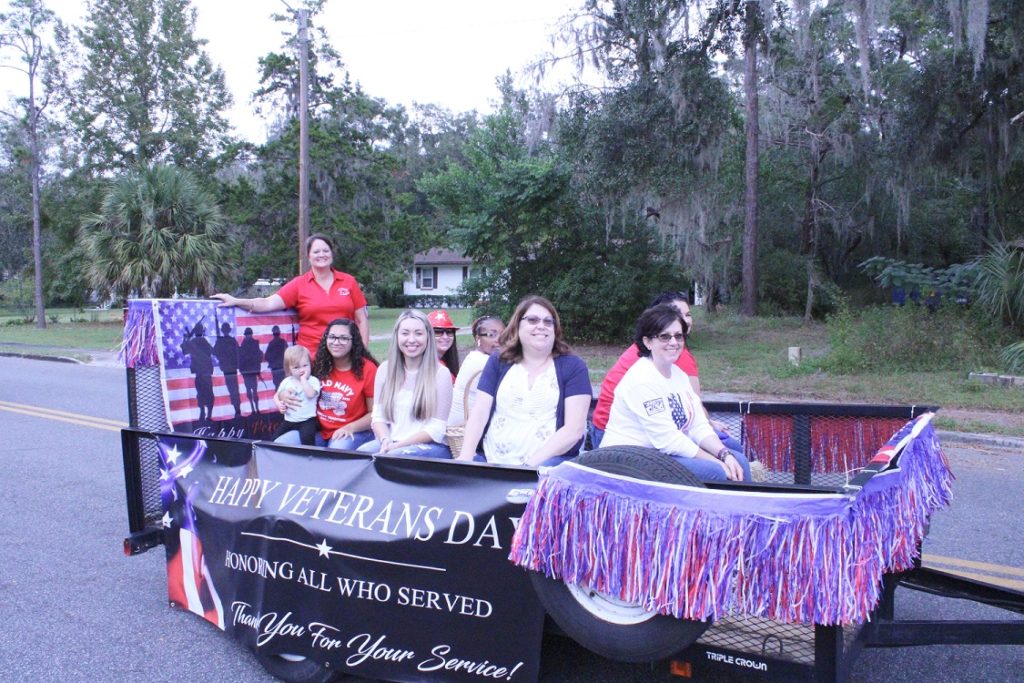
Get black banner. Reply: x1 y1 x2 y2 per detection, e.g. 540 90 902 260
158 435 545 682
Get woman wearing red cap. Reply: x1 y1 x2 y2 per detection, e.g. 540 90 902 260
428 309 460 381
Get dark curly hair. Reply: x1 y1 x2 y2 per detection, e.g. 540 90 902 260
312 318 377 380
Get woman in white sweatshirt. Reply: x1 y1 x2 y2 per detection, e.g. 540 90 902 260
601 304 750 482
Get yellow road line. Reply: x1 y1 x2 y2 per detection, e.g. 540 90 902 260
0 401 126 432
923 553 1024 579
0 400 128 427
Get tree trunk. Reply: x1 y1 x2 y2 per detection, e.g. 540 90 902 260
801 147 825 321
741 3 760 317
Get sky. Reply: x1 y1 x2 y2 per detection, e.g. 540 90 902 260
2 0 587 142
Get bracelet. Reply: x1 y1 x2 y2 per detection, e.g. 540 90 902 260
714 447 731 462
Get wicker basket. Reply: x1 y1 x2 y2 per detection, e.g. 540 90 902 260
445 369 480 457
446 425 466 457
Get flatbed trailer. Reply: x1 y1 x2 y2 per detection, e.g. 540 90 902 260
118 302 1024 682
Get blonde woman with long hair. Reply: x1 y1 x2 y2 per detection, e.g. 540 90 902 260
358 310 453 458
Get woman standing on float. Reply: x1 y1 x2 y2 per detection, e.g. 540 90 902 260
212 233 369 355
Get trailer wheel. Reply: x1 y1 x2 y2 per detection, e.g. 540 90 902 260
529 446 710 663
254 652 337 683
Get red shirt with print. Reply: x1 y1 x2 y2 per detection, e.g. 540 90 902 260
317 361 378 441
275 268 367 355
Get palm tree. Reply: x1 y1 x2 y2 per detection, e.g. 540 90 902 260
81 164 231 299
971 241 1024 373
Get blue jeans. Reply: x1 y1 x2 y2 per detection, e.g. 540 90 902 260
315 429 374 451
672 448 752 482
357 439 452 459
472 453 571 468
273 430 303 446
588 424 605 450
716 428 743 453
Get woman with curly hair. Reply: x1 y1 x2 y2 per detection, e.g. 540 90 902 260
275 318 378 450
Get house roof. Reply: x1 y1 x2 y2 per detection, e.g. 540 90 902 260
414 248 473 265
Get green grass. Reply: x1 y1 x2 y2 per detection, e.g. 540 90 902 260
0 306 123 325
367 307 475 337
0 305 473 353
0 320 125 350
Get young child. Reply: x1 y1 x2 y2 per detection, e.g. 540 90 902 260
272 345 321 445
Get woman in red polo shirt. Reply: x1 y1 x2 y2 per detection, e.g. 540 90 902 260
212 234 369 356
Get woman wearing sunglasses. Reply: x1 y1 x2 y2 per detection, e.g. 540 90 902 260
457 296 590 467
448 315 505 428
601 304 751 482
428 309 461 381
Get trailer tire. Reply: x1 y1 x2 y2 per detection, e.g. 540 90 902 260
254 652 338 683
529 446 710 663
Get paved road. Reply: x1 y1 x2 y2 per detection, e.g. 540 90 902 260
0 356 1021 682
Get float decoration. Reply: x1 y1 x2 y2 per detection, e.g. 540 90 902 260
509 414 953 626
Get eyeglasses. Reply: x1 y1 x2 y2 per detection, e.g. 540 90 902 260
653 332 686 343
522 315 555 328
476 331 499 338
433 328 456 337
326 334 352 344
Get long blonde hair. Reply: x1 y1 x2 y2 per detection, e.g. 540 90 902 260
380 309 440 422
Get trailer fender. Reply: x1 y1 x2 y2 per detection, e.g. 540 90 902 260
528 446 711 662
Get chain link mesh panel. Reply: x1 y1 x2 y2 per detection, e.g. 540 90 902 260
707 402 933 487
126 365 170 529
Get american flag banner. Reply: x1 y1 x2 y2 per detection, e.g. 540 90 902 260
139 299 300 438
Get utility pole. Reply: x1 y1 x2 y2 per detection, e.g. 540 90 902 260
297 7 311 273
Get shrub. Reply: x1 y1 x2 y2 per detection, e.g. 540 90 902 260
759 249 806 315
822 300 1009 374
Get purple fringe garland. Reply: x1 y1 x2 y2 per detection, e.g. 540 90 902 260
509 416 953 626
120 300 158 368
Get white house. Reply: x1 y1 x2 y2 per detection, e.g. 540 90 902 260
403 248 476 296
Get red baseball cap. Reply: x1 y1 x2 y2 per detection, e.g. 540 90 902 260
428 310 458 329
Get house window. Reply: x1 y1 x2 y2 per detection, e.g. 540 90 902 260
462 266 469 280
416 266 438 290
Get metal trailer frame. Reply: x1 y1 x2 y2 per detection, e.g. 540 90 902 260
119 369 1024 682
669 563 1024 682
665 402 1024 682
